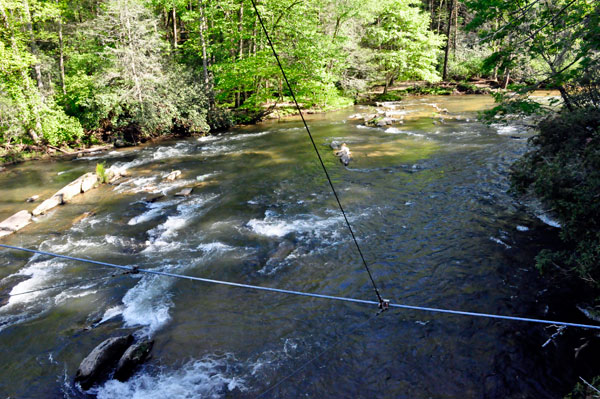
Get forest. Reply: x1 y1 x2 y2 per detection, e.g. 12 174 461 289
1 0 594 151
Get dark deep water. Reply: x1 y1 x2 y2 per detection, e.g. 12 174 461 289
0 95 575 398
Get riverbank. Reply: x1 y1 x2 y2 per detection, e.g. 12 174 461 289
0 80 501 167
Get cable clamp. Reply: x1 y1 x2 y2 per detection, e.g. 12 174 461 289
128 266 139 275
379 299 390 312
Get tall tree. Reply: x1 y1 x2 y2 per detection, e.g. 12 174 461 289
364 0 443 93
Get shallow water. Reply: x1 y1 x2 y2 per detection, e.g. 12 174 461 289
0 95 567 398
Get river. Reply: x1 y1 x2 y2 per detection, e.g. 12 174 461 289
0 95 571 398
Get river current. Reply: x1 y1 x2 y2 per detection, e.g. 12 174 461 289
0 95 569 398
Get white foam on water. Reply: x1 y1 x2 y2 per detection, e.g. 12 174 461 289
385 128 424 137
2 259 66 306
97 305 125 325
196 172 219 182
356 125 378 130
221 131 270 142
490 237 512 249
247 211 342 239
152 144 191 160
120 273 174 336
128 199 182 226
113 176 158 193
492 123 521 135
201 144 234 156
198 135 219 142
93 355 246 399
197 242 234 253
142 195 217 254
385 127 402 134
55 288 98 304
537 213 562 228
40 236 104 254
516 225 529 232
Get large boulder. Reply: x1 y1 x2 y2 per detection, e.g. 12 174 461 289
114 339 154 382
56 178 83 202
0 210 32 238
32 194 64 216
80 172 98 192
75 335 133 390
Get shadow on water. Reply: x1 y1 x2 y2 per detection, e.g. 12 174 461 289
0 95 581 398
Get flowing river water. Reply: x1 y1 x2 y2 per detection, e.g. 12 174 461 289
0 95 574 398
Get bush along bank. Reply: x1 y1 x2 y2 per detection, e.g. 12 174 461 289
509 106 600 397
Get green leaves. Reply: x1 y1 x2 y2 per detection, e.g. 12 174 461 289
363 0 444 86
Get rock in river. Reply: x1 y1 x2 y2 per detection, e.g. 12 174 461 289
75 335 133 390
114 339 154 382
0 210 32 238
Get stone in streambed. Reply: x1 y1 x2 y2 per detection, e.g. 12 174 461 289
56 178 84 202
26 195 39 203
268 240 295 263
32 193 64 216
174 187 193 197
0 210 32 238
32 172 99 216
164 170 181 181
334 143 352 166
114 340 154 382
80 172 98 192
75 334 133 390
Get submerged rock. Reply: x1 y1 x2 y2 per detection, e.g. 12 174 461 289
268 240 295 263
334 143 352 166
0 210 32 238
175 187 193 197
75 334 133 390
32 193 64 216
114 339 154 382
165 170 182 181
26 195 39 203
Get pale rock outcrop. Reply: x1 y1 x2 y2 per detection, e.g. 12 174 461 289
0 210 32 238
164 170 182 181
80 172 98 192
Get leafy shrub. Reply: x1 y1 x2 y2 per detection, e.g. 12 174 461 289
510 107 600 285
95 162 109 183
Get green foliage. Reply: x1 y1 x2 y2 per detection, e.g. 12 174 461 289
95 162 109 184
480 92 548 123
39 100 84 146
402 84 453 96
362 0 444 89
510 107 600 285
565 375 600 399
372 92 404 102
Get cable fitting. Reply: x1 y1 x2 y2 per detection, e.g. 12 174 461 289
379 299 390 311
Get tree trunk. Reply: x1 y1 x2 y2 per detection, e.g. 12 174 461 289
23 0 45 101
383 74 389 95
558 86 574 111
452 1 458 57
198 0 209 86
172 6 177 48
57 0 66 95
501 69 510 89
436 0 445 33
442 0 454 80
238 0 244 60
